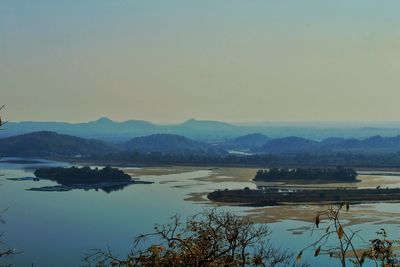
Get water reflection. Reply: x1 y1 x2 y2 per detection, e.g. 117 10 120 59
1 158 399 267
25 182 139 193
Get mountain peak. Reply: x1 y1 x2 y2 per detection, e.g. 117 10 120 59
182 118 199 124
181 118 235 127
92 117 115 124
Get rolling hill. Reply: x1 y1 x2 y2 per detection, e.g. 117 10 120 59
256 135 400 154
220 133 270 151
257 136 320 154
0 131 119 157
122 134 215 154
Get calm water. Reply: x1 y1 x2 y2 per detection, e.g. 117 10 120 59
0 159 399 266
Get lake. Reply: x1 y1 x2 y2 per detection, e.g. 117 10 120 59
0 159 399 266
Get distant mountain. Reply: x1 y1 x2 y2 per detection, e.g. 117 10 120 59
0 131 118 157
86 117 155 129
172 119 243 140
257 137 320 154
221 133 270 151
320 137 346 146
0 117 160 143
325 135 400 153
180 119 236 129
0 118 244 142
3 117 400 143
255 135 400 154
122 134 215 154
3 130 400 158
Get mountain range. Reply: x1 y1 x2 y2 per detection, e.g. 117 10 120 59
3 117 400 142
122 134 214 154
256 135 400 154
2 131 400 158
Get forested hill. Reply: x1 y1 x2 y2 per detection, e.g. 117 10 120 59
0 131 119 157
0 132 223 157
219 133 270 151
253 135 400 154
4 131 400 161
122 134 220 154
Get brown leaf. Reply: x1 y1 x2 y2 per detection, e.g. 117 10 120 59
337 225 344 239
296 251 302 262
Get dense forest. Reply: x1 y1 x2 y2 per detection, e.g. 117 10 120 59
253 167 358 182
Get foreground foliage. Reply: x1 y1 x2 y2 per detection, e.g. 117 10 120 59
0 106 16 267
0 210 18 267
299 204 399 267
84 209 301 267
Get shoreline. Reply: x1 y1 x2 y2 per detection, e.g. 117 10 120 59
46 156 400 171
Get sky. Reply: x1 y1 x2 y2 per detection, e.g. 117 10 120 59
1 0 400 123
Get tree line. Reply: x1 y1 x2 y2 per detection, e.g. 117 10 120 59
254 167 358 182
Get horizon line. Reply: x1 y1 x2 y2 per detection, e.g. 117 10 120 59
9 117 400 126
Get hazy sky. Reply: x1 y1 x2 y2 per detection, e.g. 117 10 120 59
1 0 400 123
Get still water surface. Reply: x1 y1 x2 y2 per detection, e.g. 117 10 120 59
0 159 399 266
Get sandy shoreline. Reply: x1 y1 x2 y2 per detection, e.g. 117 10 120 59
120 165 400 226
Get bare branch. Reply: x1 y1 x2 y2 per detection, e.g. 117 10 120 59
83 209 301 267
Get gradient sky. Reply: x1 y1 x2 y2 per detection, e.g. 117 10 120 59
1 0 400 123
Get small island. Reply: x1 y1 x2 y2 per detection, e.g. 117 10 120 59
254 167 358 183
208 187 400 206
31 166 152 192
34 166 133 185
208 167 400 206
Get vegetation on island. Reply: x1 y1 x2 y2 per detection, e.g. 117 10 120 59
34 166 133 185
254 167 358 182
208 187 400 206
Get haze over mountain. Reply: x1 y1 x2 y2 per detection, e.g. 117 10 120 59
257 137 320 154
3 130 400 158
220 133 271 151
122 134 213 154
0 118 246 142
255 135 400 154
3 118 400 143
